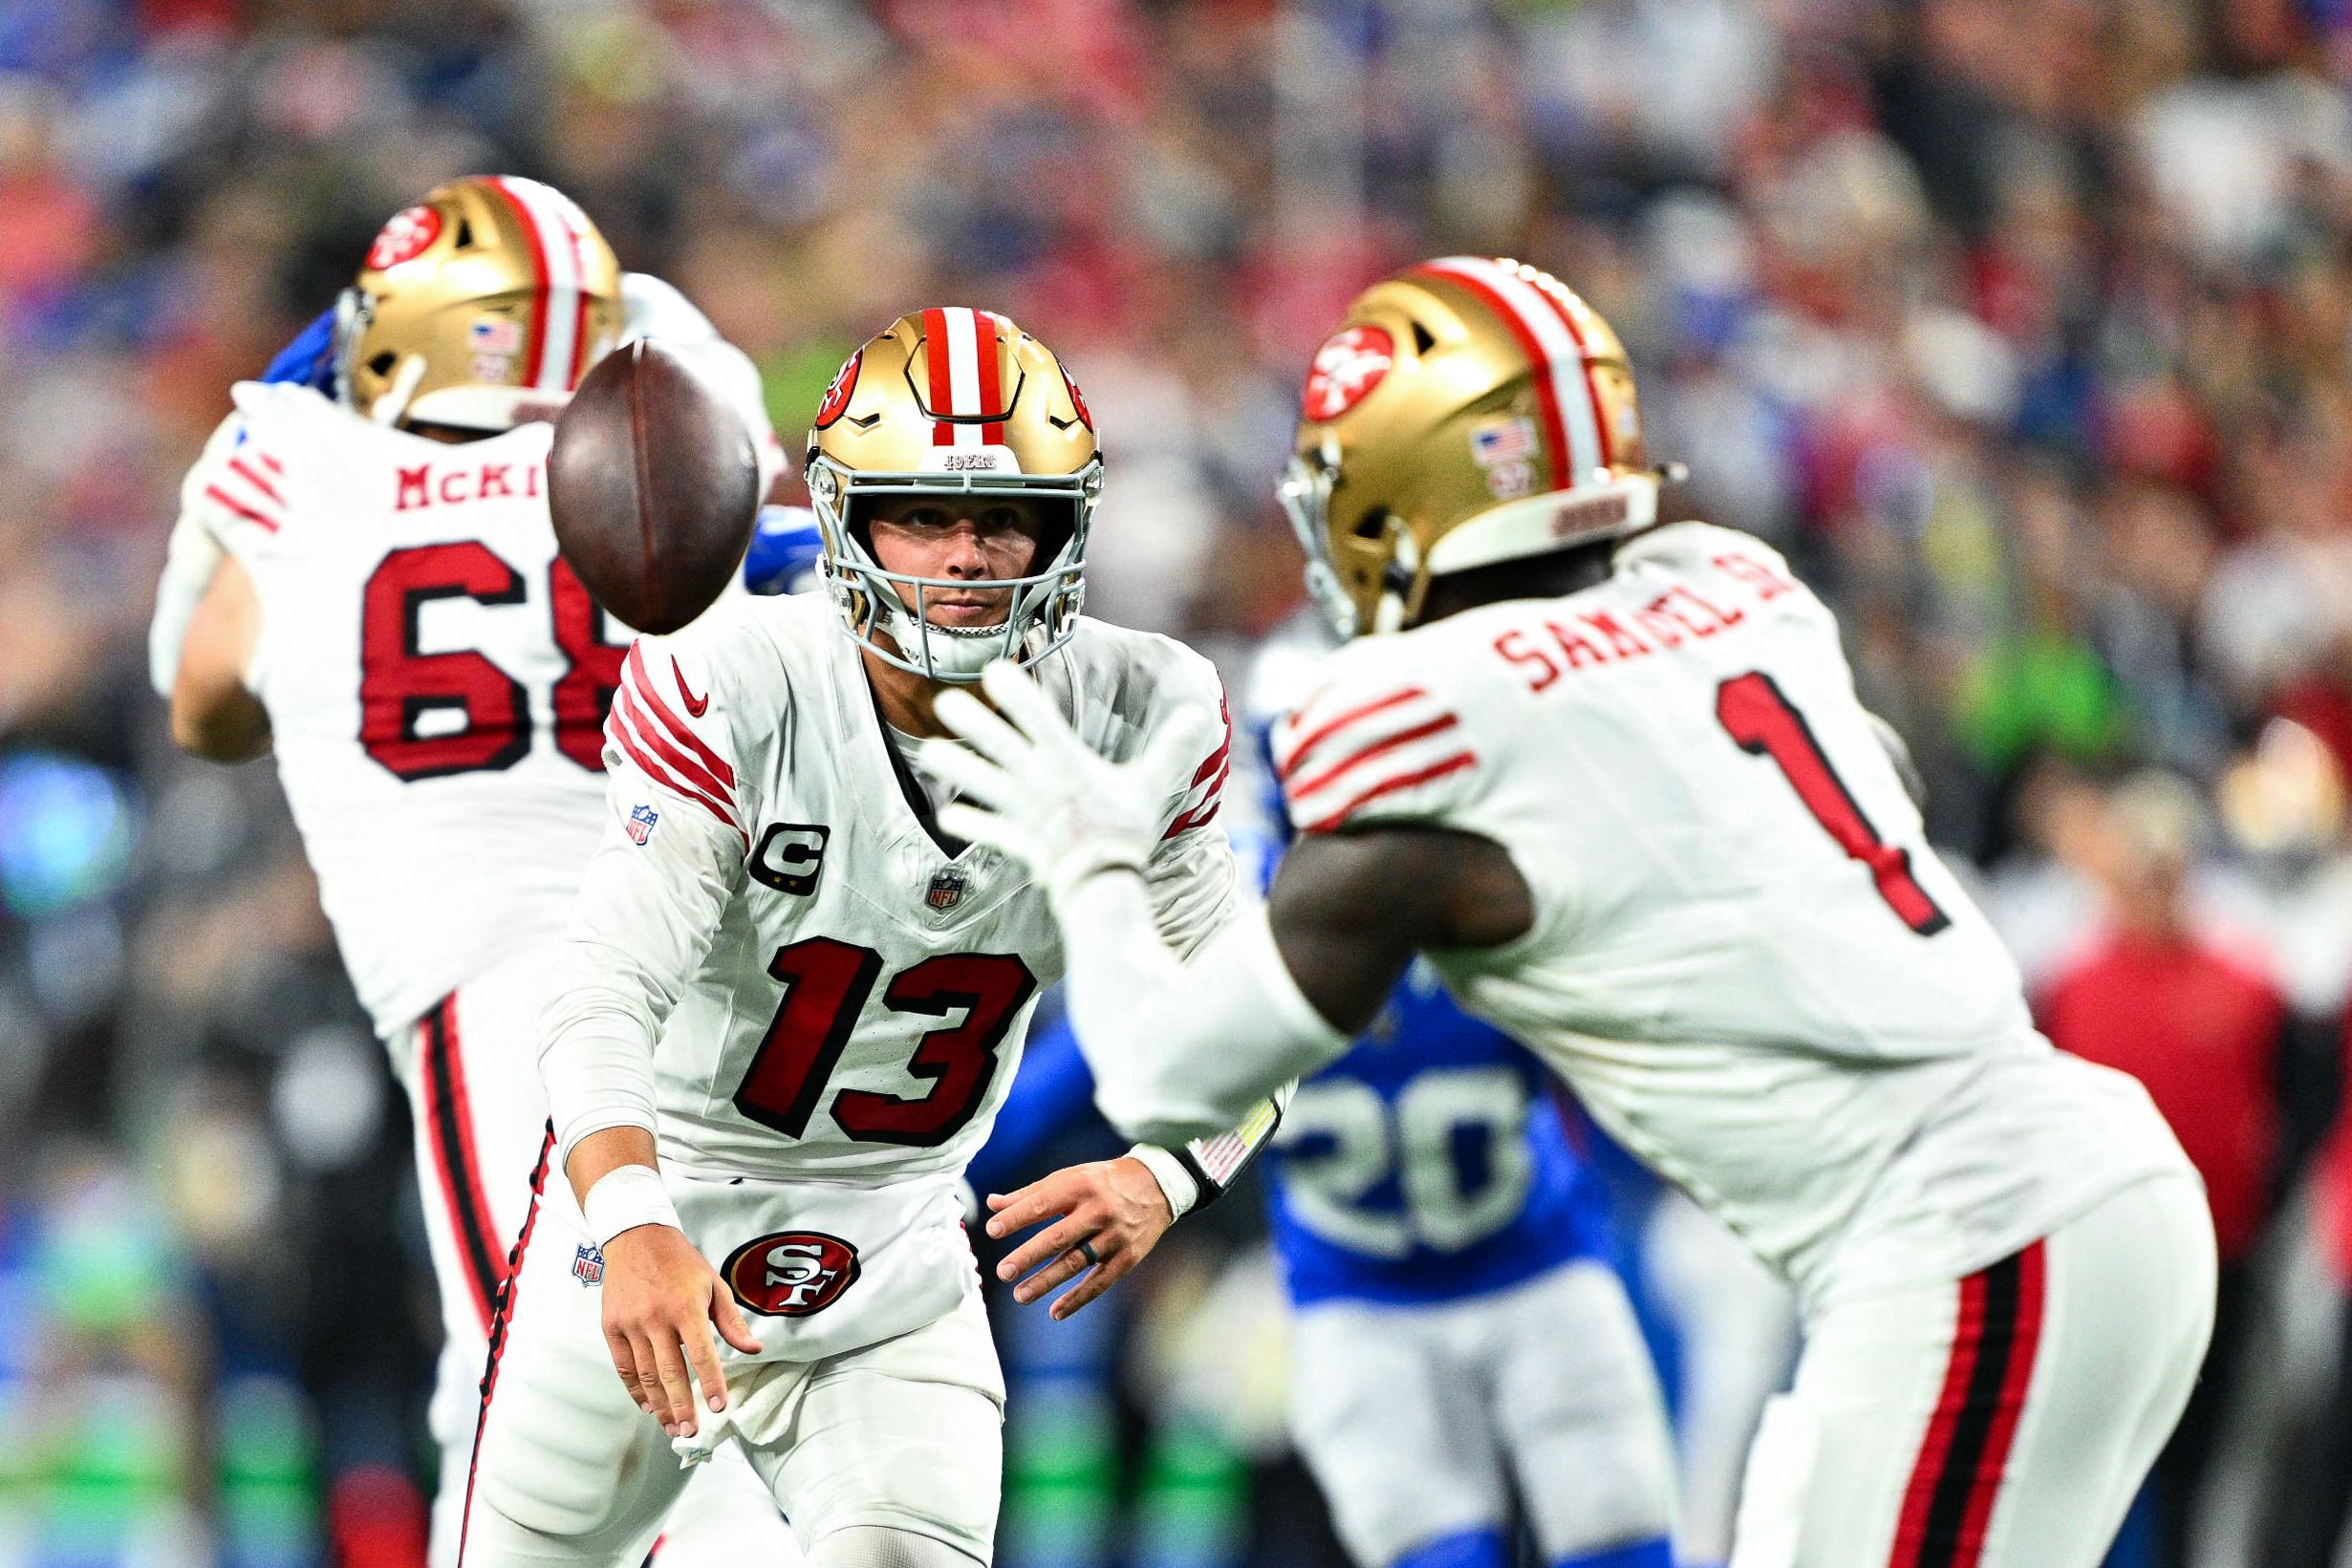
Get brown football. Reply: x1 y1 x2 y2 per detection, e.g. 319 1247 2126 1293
550 338 760 634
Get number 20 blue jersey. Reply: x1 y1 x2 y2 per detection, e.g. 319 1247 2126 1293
1265 962 1612 1306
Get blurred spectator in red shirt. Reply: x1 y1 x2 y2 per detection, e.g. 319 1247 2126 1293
2039 772 2283 1568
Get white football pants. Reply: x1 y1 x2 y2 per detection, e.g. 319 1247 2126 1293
456 1137 1003 1566
387 947 799 1568
1729 1171 2214 1568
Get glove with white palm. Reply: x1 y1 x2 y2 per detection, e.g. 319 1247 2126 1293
918 660 1219 907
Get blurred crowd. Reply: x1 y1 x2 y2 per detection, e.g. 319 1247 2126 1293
10 0 2352 1563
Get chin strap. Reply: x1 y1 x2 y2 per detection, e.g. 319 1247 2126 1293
369 354 427 427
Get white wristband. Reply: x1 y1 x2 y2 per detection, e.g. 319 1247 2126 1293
1125 1143 1199 1220
583 1163 681 1248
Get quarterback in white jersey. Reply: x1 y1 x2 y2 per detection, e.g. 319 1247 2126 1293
469 309 1276 1568
152 177 793 1567
924 258 2216 1568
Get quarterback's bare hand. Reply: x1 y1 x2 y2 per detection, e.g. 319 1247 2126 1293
986 1155 1174 1320
598 1224 763 1437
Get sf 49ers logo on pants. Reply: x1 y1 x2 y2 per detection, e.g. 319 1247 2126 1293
721 1230 861 1317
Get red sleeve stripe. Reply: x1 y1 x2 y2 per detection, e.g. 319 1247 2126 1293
608 706 747 847
227 455 284 505
1286 713 1461 800
1189 731 1232 788
203 483 280 531
612 684 737 814
1162 757 1230 840
1161 690 1232 840
1276 687 1426 781
1299 752 1478 834
623 643 737 788
256 453 283 475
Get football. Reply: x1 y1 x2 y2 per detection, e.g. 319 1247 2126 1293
549 337 761 634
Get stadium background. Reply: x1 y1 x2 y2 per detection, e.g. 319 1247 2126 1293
7 0 2352 1563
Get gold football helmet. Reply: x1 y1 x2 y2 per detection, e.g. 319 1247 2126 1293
334 176 623 432
1279 255 1678 637
806 308 1101 681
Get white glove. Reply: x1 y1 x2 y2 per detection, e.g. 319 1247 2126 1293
919 661 1219 905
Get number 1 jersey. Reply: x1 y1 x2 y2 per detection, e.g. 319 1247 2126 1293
192 382 628 1039
1272 521 2191 1309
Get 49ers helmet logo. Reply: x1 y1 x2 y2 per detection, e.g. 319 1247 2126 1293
814 352 861 430
367 204 443 271
721 1231 861 1317
1302 324 1394 420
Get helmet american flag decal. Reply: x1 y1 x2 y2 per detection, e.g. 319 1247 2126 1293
487 176 595 392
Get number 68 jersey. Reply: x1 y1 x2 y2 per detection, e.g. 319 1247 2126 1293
189 382 631 1040
540 591 1237 1352
1273 520 2191 1312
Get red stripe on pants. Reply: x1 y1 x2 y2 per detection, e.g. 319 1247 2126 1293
456 1124 556 1566
1890 1243 2048 1568
422 997 503 1333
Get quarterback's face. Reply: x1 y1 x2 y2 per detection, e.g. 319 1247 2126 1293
866 496 1048 629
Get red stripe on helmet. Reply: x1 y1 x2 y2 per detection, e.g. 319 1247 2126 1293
923 307 956 444
486 180 556 390
1520 268 1616 470
1411 260 1572 487
554 198 594 388
974 310 1005 443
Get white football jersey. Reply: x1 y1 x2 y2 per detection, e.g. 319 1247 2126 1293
1274 521 2190 1307
540 593 1237 1354
191 382 633 1038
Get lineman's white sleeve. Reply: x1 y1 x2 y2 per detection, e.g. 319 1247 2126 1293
149 410 262 698
1064 869 1344 1147
1131 706 1298 1199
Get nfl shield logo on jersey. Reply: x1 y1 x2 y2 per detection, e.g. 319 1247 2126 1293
926 866 967 911
626 804 658 846
572 1243 604 1286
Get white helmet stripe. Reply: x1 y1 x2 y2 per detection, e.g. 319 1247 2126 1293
493 177 583 391
1424 255 1604 483
942 305 984 448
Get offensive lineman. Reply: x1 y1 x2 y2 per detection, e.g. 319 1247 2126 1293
150 176 797 1565
465 309 1279 1567
922 257 2217 1568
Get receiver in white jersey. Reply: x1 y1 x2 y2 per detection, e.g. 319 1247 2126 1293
1271 520 2187 1310
946 514 2212 1568
946 256 2213 1568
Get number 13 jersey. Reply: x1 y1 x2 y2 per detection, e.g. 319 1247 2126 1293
540 594 1235 1296
191 382 630 1039
1272 520 2191 1310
